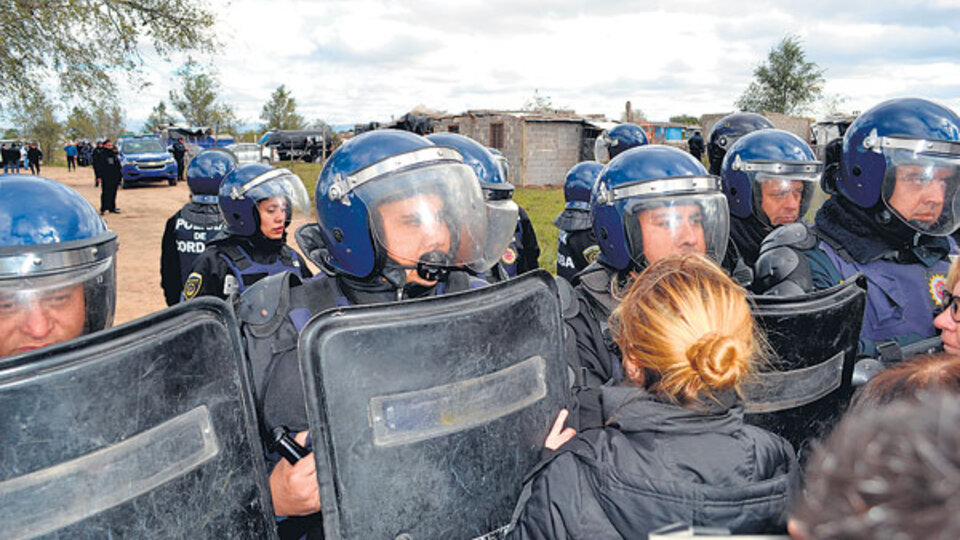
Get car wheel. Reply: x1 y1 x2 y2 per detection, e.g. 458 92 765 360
168 177 177 186
121 181 128 189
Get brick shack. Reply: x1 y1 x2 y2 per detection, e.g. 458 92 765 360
435 110 607 187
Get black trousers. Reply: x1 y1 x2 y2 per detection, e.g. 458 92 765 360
67 156 76 171
101 176 120 212
176 157 185 181
30 162 40 175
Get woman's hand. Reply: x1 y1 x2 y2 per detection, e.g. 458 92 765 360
544 409 577 450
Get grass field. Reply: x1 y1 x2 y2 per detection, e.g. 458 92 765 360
514 187 564 273
285 161 566 274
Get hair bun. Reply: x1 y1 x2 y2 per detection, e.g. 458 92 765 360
685 332 745 391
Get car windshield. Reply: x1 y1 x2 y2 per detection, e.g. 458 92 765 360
121 140 165 154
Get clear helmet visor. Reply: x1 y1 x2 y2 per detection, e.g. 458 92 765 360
476 198 519 272
245 170 311 227
594 135 612 164
360 162 491 272
494 155 511 185
751 172 818 226
881 147 960 236
0 256 116 358
623 193 729 266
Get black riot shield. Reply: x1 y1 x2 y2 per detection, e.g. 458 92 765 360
743 275 866 455
0 298 276 539
299 271 568 540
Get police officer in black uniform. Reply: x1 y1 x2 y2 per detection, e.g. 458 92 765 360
563 146 731 426
171 137 188 183
160 148 235 306
425 133 523 282
554 161 603 283
688 130 704 161
236 130 497 538
93 139 121 214
180 163 312 301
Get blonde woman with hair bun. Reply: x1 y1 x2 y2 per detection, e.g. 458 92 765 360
507 254 800 539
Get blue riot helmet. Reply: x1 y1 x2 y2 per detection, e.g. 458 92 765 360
0 175 117 358
316 129 490 283
721 129 822 226
592 145 729 270
707 112 775 175
594 123 649 164
426 133 519 272
839 98 960 236
187 148 238 202
218 163 310 237
555 161 603 231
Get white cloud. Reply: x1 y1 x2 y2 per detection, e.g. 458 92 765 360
116 1 960 131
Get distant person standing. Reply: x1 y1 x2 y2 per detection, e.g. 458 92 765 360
1 145 12 174
91 140 105 187
94 139 121 214
27 143 42 175
172 137 188 183
64 141 78 171
688 130 704 162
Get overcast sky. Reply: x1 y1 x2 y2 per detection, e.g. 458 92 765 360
122 0 960 131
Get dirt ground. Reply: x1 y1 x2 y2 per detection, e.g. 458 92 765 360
44 165 317 325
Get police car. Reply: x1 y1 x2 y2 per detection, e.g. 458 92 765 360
118 137 179 187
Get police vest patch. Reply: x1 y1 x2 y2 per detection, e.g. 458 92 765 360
501 246 518 265
582 245 600 264
183 272 203 300
931 273 947 306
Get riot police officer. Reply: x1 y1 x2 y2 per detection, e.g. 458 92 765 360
565 145 730 390
593 123 649 164
706 112 774 176
0 175 116 358
425 132 521 281
160 148 234 306
484 147 540 277
721 129 822 268
181 163 312 301
235 130 495 537
688 129 704 161
756 98 960 356
554 161 603 282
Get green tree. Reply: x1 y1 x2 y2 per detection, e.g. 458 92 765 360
9 92 62 162
64 106 96 140
2 127 20 139
93 104 126 141
62 103 124 141
669 114 700 125
143 101 176 133
307 118 342 151
523 90 555 113
736 35 825 115
169 59 236 128
0 0 216 104
260 85 305 130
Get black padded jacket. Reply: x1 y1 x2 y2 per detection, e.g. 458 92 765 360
507 386 800 539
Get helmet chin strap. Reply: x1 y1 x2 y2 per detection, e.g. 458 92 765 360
415 250 453 282
381 250 454 289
